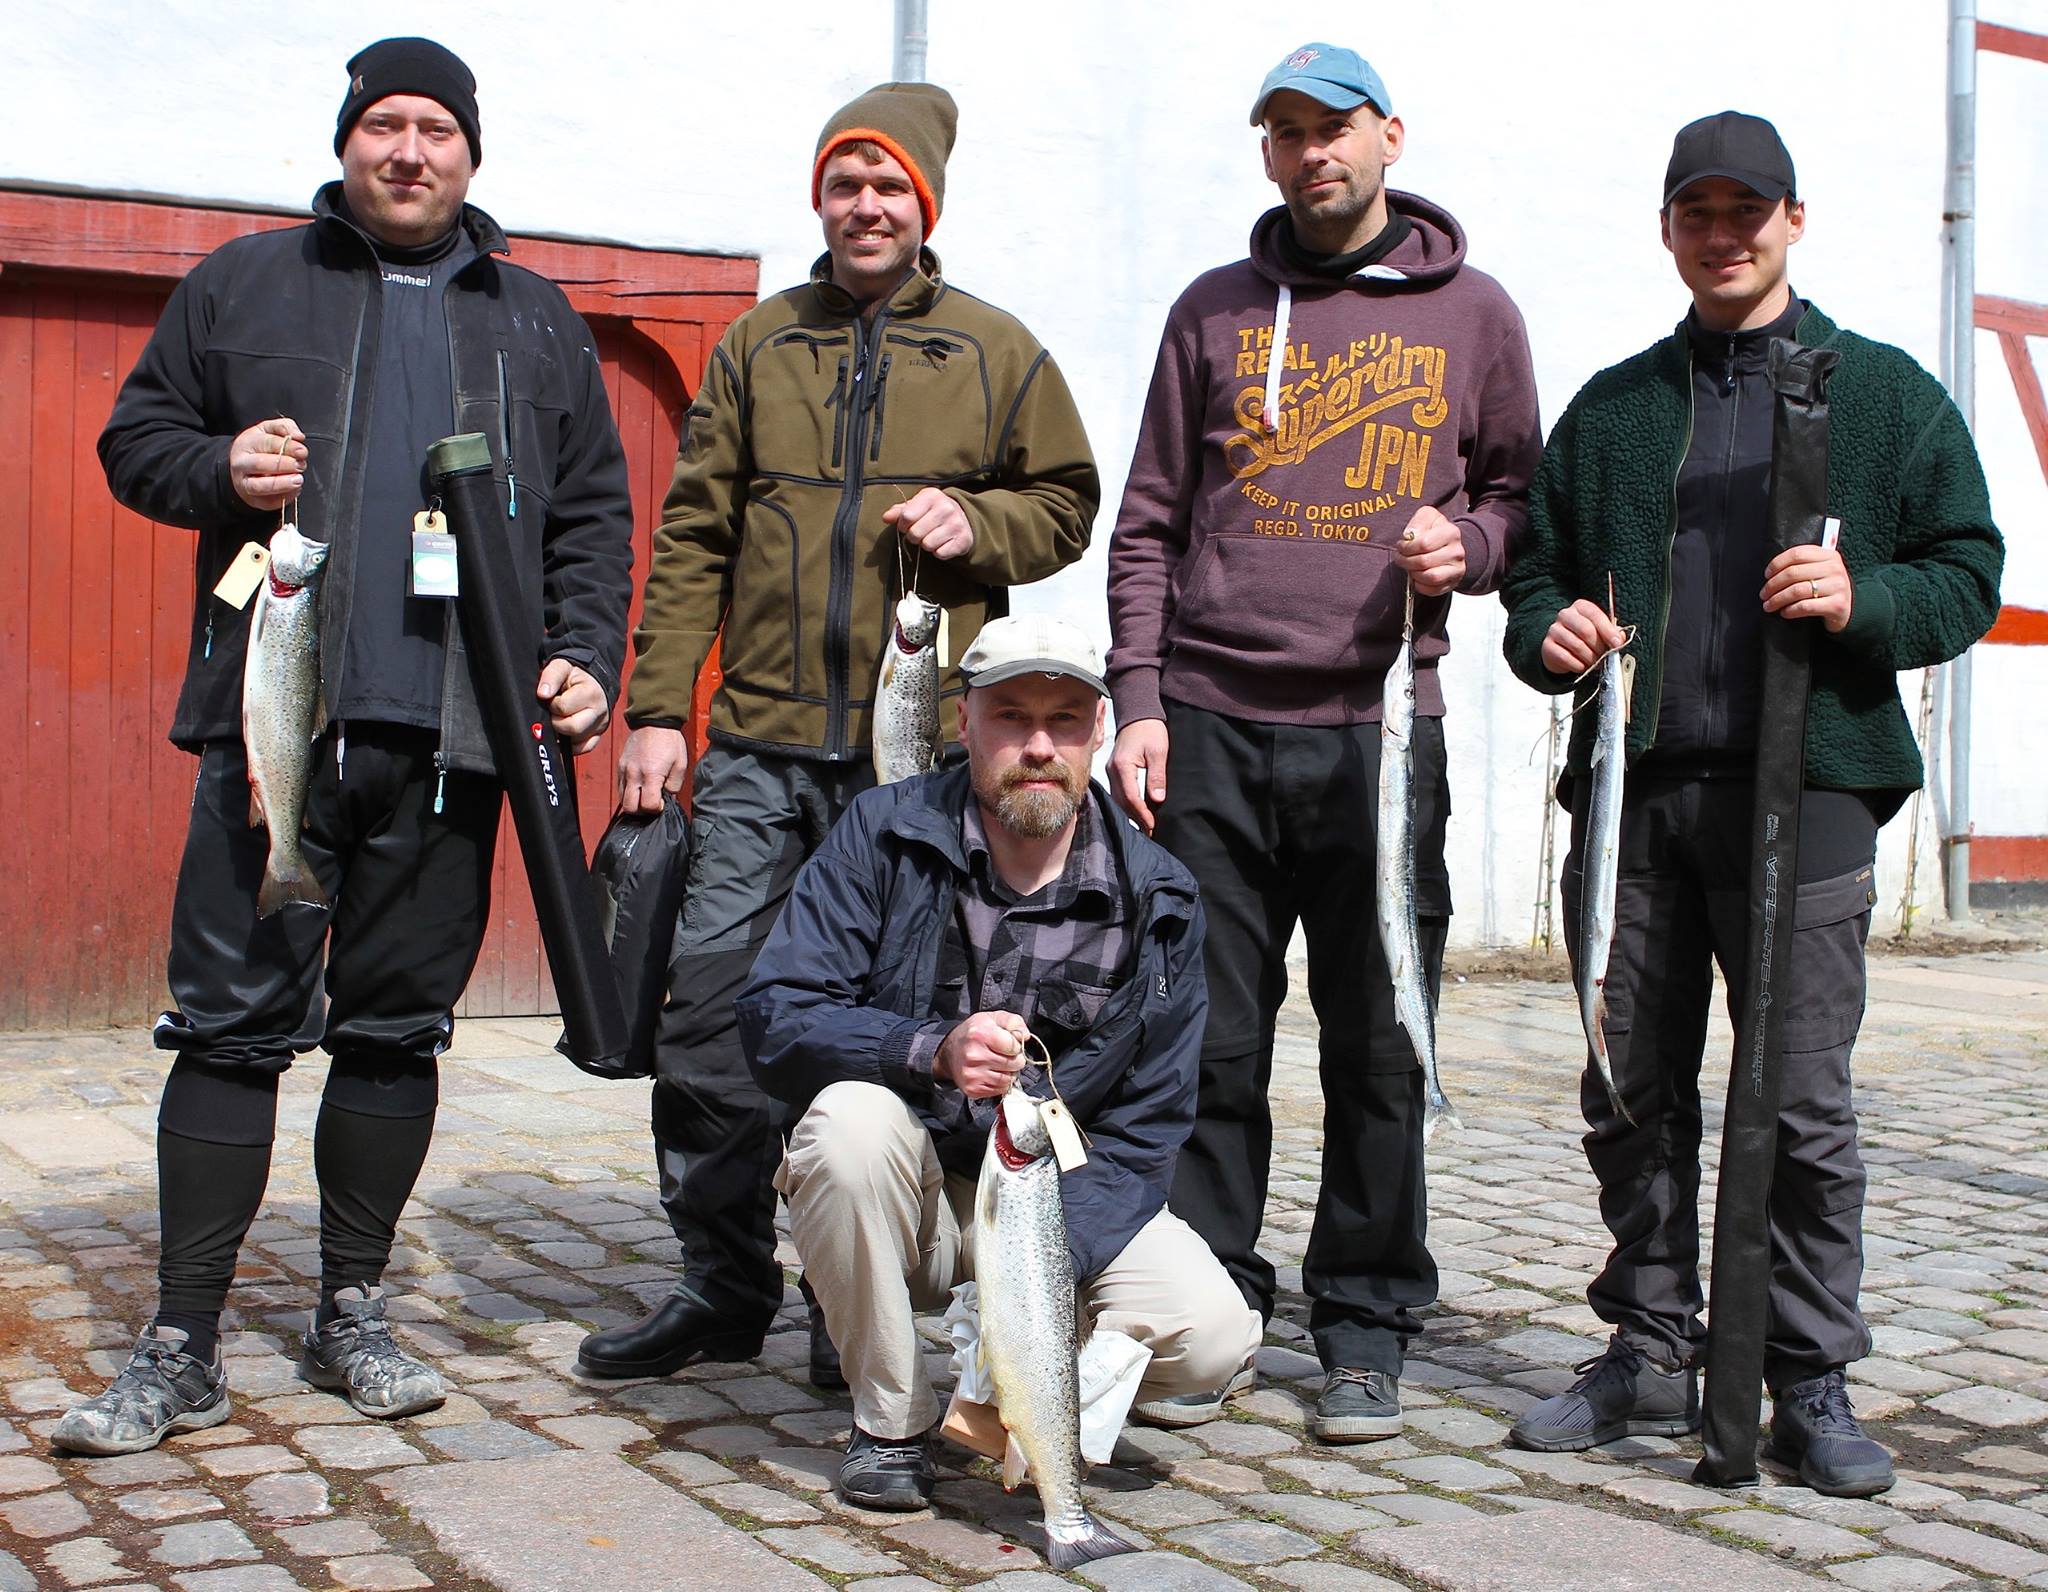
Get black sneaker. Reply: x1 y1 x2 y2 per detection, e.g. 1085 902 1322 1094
52 1325 230 1456
838 1425 935 1511
1768 1369 1895 1497
1131 1354 1256 1428
1311 1368 1402 1443
1509 1335 1698 1452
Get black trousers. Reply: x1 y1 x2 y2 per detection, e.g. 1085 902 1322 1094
159 725 501 1074
153 725 499 1317
650 746 872 1330
1154 699 1446 1375
1562 775 1878 1387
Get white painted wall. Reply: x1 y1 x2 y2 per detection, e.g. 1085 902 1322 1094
6 0 2043 938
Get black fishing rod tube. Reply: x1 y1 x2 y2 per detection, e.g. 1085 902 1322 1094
1694 342 1840 1488
426 432 630 1075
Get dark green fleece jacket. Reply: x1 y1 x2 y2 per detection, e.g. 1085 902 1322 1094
1502 304 2002 805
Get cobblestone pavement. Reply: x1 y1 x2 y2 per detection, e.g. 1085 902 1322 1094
2 949 2045 1591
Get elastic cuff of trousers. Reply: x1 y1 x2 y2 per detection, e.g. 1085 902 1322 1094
322 1051 440 1118
160 1057 282 1146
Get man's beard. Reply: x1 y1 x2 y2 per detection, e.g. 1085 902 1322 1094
977 760 1083 840
1287 168 1379 245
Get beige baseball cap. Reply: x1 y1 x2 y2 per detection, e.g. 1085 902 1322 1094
958 615 1106 697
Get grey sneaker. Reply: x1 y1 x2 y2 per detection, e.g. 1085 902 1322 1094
1311 1368 1402 1442
1131 1354 1257 1428
1767 1369 1894 1497
52 1325 230 1456
839 1425 935 1511
1509 1335 1698 1452
297 1286 445 1418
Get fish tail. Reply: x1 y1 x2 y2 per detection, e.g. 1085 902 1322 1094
257 863 331 919
1423 1094 1461 1143
1044 1510 1136 1571
1587 1019 1634 1127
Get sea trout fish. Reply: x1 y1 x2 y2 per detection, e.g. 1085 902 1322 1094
242 522 331 917
1376 581 1458 1140
872 592 942 784
973 1087 1134 1572
1577 641 1632 1123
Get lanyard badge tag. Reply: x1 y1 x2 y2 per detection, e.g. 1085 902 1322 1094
410 510 458 598
212 542 270 609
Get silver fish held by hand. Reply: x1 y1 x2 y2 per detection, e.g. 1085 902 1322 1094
1576 643 1633 1123
872 592 942 784
243 523 331 917
1376 582 1458 1140
973 1087 1134 1571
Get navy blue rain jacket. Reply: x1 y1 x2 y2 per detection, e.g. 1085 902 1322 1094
736 765 1207 1283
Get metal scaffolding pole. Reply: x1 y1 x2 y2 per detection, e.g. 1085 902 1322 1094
1941 0 1977 920
894 0 928 81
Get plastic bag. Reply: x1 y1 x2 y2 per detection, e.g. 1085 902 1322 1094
941 1281 1152 1467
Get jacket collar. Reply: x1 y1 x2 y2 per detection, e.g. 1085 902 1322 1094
311 181 510 266
881 765 1194 917
809 246 945 320
1665 299 1838 371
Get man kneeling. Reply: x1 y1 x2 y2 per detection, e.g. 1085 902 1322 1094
737 616 1262 1510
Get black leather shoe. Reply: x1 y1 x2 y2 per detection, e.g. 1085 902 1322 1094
797 1276 847 1392
577 1294 765 1379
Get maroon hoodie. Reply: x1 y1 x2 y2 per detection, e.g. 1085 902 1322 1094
1107 192 1539 725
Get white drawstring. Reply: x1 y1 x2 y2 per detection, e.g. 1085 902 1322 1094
1262 283 1292 434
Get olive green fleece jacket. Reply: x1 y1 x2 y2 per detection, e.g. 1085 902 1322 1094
1502 304 2002 803
626 250 1099 759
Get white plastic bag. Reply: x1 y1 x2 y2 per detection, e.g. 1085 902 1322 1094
944 1281 1153 1466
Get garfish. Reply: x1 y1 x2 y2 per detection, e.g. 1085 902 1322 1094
1376 580 1458 1140
973 1085 1134 1572
872 592 942 784
1577 613 1633 1124
243 521 331 917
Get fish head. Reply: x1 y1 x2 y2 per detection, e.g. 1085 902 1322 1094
994 1087 1052 1163
268 524 332 590
895 593 942 649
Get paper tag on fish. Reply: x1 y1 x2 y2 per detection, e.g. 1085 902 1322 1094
211 542 270 609
936 608 951 668
1620 654 1638 725
1039 1097 1088 1172
410 513 459 598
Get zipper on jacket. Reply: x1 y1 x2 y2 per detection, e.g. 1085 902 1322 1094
497 349 518 518
868 352 893 463
825 355 850 470
318 282 375 721
1641 355 1696 758
822 310 889 757
432 747 447 815
1702 349 1743 750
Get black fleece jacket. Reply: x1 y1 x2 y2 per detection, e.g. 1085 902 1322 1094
99 184 634 775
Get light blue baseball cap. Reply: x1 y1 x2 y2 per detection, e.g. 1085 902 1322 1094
1250 42 1391 126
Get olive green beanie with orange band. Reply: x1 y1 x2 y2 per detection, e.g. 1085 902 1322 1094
811 82 959 236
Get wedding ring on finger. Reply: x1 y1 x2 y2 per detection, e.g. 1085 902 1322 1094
1810 578 1820 601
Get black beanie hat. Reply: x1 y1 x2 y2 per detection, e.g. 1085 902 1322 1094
334 38 482 167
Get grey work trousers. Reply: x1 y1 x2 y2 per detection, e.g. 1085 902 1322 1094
648 745 874 1329
1562 775 1880 1389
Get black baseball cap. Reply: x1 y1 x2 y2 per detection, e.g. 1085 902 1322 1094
1662 111 1794 207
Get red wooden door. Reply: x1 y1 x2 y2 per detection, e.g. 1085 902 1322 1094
0 266 728 1028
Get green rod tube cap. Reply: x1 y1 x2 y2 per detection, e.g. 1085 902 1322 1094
426 432 494 479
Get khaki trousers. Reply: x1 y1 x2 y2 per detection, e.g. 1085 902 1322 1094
782 1081 1263 1441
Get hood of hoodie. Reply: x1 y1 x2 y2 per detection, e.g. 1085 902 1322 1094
1248 190 1467 290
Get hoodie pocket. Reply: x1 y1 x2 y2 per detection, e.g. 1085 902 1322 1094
1170 533 1393 677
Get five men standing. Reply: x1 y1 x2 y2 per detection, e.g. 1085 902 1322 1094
51 32 2005 1512
1106 43 1539 1441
